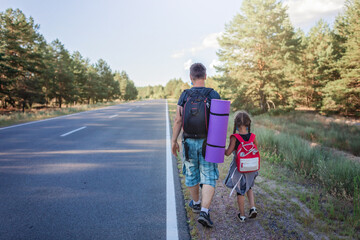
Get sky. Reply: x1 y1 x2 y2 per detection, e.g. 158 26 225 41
0 0 346 87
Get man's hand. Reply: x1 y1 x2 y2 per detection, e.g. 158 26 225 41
172 141 180 156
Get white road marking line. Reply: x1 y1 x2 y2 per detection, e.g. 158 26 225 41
166 100 179 240
127 108 133 112
60 126 87 137
109 114 118 118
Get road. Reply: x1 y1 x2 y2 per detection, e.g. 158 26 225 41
0 100 189 240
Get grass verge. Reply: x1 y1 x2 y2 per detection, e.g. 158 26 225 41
0 101 125 128
256 160 360 239
254 124 360 199
253 111 360 156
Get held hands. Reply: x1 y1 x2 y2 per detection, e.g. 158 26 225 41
172 141 180 156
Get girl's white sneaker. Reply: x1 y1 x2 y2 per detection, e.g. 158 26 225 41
249 207 257 218
237 213 246 222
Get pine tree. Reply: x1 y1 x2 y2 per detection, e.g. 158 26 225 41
86 65 100 104
322 0 360 115
49 39 75 108
0 8 45 111
95 59 117 101
217 0 300 112
292 20 335 109
124 79 138 100
71 51 90 104
39 42 55 106
114 71 137 101
115 71 129 99
0 8 133 109
0 15 12 107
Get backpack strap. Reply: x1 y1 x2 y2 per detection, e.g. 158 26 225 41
232 133 255 154
183 89 192 99
203 88 214 98
230 134 245 144
185 88 213 98
231 133 255 143
249 133 256 143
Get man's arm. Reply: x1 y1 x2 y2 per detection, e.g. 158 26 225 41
171 105 183 156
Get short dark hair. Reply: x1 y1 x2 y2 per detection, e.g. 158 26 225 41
190 63 206 80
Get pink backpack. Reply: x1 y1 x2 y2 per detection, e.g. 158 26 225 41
231 133 260 173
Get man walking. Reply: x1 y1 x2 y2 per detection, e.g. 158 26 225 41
171 63 221 228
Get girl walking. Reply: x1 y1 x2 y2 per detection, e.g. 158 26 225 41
224 111 259 222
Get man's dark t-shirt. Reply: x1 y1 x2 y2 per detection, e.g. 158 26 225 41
177 87 221 107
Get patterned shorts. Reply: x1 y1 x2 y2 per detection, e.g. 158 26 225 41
182 138 219 188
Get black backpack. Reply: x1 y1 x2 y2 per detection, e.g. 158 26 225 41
182 88 213 139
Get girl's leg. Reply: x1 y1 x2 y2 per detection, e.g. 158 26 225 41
237 195 245 216
246 189 255 208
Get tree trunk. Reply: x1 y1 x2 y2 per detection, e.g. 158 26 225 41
22 100 25 113
259 92 267 112
59 96 62 108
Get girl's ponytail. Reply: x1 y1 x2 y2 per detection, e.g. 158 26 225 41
233 121 237 134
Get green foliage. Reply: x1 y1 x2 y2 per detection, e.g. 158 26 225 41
291 21 337 109
212 0 359 116
217 0 300 112
70 51 90 103
321 0 360 116
0 8 46 111
114 71 138 101
355 177 360 221
254 111 360 156
318 156 360 199
48 39 75 107
137 78 190 100
95 59 121 101
136 76 224 100
0 8 135 111
255 125 360 198
164 78 185 98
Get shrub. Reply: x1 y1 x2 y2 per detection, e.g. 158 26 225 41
254 111 360 156
254 125 360 198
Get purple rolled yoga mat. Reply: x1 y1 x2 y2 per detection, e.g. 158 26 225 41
205 99 231 163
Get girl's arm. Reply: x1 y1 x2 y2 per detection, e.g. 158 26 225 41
225 136 236 156
254 137 258 147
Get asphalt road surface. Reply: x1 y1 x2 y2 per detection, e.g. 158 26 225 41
0 100 189 240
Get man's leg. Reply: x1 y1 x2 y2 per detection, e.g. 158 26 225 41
197 184 215 228
182 139 200 201
182 139 201 213
188 184 200 202
198 159 218 210
197 144 218 228
201 184 214 209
